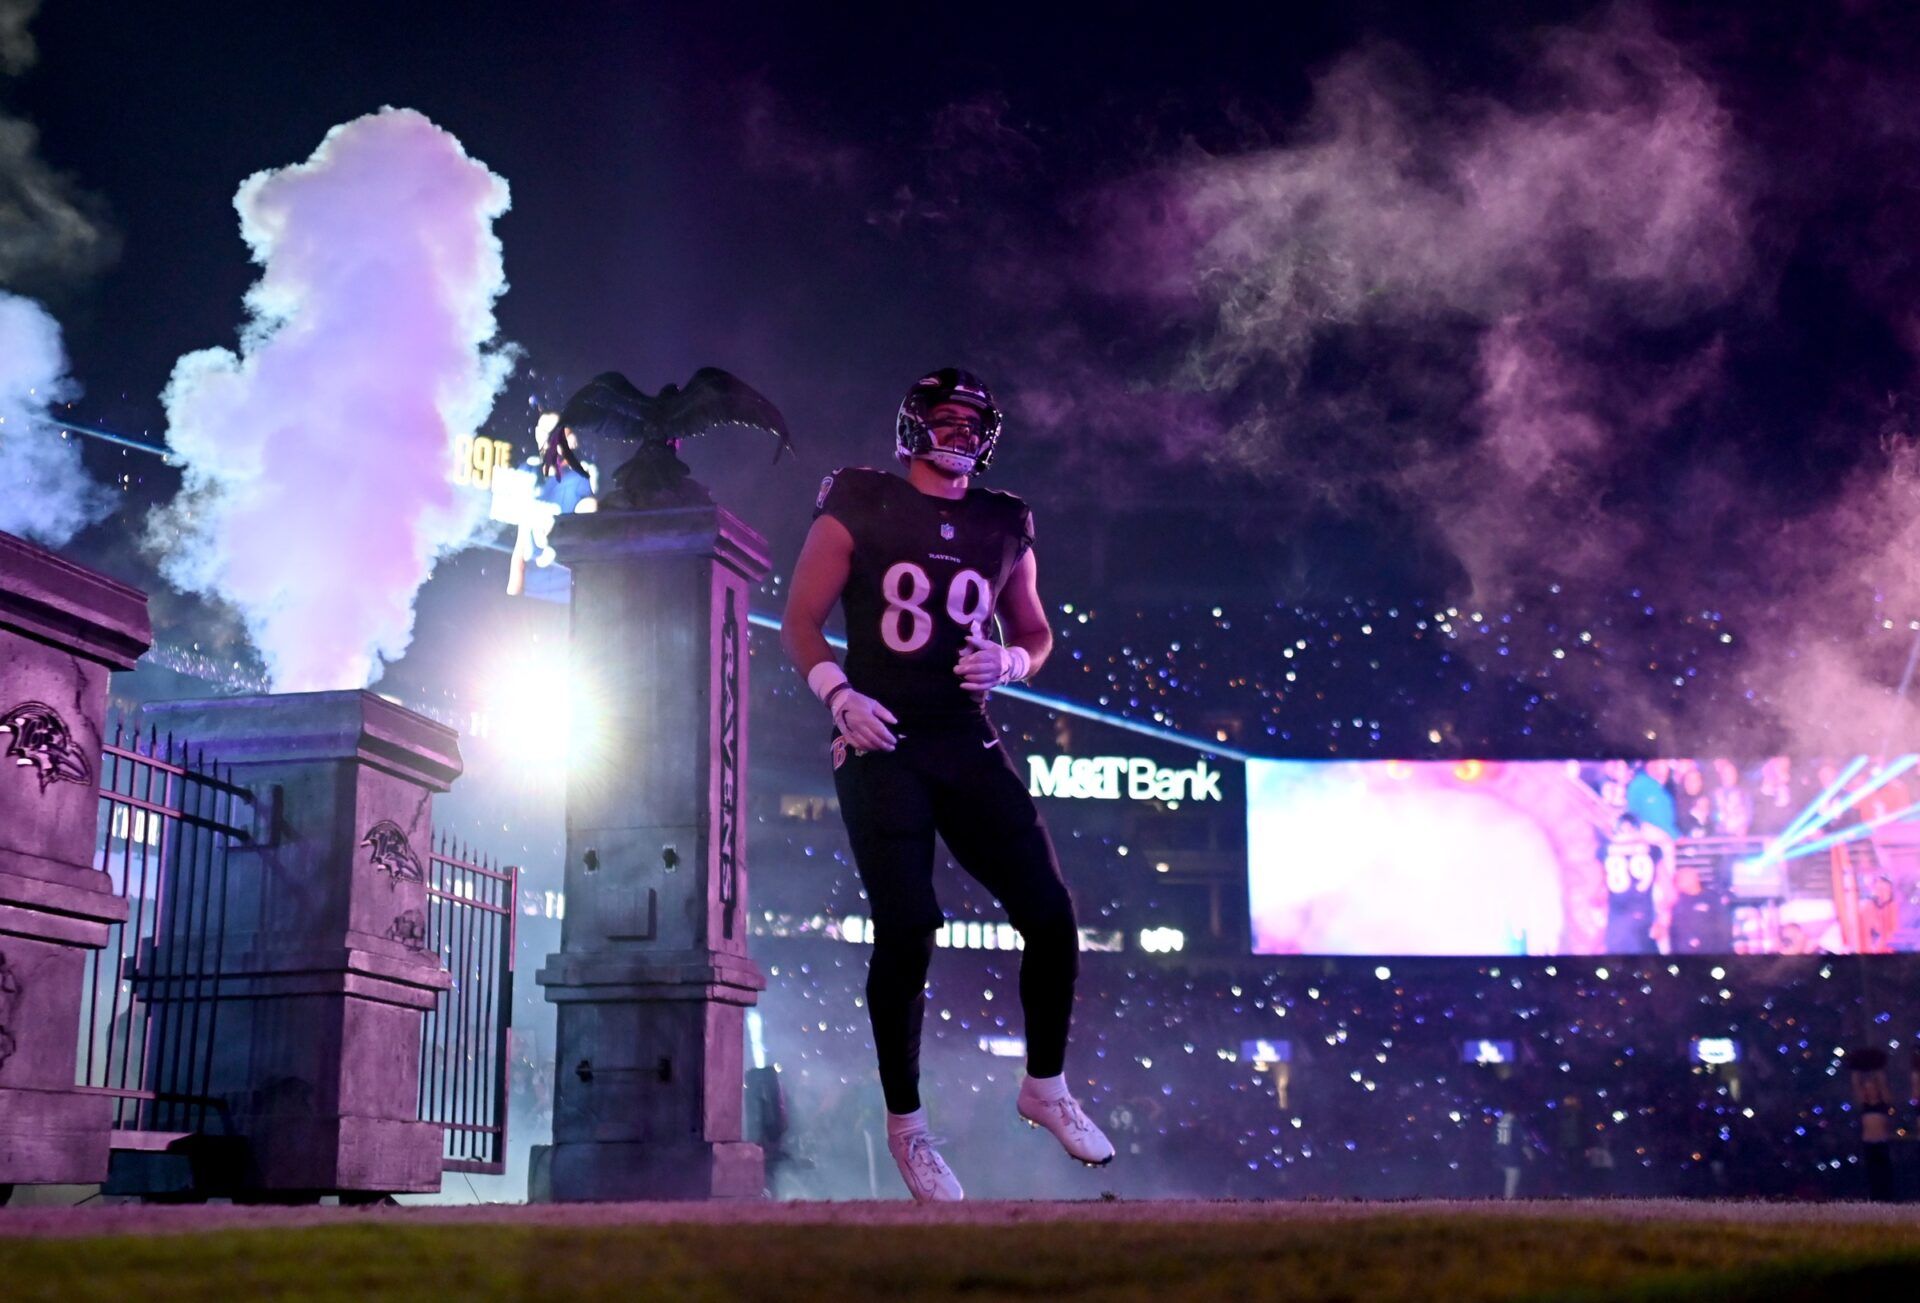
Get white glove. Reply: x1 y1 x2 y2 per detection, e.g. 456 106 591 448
830 685 899 753
808 660 898 752
954 622 1030 694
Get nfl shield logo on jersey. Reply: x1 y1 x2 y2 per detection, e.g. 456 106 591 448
940 522 955 540
816 474 835 510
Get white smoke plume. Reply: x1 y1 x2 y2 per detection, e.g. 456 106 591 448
0 113 116 286
1 0 116 290
0 0 37 77
0 290 107 543
152 107 512 692
0 0 114 546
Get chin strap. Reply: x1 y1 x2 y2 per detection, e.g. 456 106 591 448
917 450 979 476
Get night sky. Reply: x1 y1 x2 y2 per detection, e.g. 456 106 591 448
8 1 1920 730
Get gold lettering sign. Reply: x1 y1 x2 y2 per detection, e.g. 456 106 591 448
452 436 515 490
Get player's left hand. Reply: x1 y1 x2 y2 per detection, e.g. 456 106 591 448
955 622 1026 693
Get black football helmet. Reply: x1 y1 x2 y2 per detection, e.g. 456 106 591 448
895 367 1003 474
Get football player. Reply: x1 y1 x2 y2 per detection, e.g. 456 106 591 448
781 367 1113 1202
1600 812 1678 955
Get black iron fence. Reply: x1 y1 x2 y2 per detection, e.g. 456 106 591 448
420 835 517 1174
80 722 253 1137
83 720 516 1175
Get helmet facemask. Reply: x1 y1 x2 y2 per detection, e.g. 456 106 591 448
896 367 1003 475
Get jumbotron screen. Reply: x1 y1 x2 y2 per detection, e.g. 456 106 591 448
1246 756 1920 957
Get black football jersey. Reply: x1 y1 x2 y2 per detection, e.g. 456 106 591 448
814 466 1035 725
1602 832 1663 919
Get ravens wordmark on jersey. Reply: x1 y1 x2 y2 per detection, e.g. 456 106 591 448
815 465 1034 727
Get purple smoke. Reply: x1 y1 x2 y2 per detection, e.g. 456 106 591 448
151 106 513 692
1031 6 1920 750
1091 8 1748 528
739 78 865 190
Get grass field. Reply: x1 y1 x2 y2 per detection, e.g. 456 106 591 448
6 1200 1920 1301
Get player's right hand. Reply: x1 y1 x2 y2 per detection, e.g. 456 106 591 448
831 688 899 752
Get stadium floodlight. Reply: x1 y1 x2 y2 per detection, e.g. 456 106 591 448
1462 1039 1515 1065
1137 926 1186 954
481 651 561 766
747 1009 767 1070
1241 1038 1290 1067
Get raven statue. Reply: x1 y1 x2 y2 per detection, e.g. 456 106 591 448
541 368 794 508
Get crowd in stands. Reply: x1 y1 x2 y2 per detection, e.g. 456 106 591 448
771 588 1911 758
730 589 1920 1198
750 939 1920 1201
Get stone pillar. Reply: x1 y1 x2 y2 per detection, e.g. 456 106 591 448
537 504 768 1200
138 690 458 1197
0 531 148 1186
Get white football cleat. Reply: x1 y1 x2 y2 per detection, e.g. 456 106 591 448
1017 1088 1116 1167
888 1128 965 1203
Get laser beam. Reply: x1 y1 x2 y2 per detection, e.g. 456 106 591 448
1780 795 1920 862
1755 755 1869 864
1770 754 1918 858
32 415 177 462
743 611 1257 761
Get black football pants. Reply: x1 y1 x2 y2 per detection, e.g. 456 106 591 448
830 717 1080 1115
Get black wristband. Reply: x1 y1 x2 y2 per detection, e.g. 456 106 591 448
824 682 852 711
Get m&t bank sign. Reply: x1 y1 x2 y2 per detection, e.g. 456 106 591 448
1027 755 1224 802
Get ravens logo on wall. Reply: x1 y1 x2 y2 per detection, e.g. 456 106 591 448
386 908 428 951
0 701 93 793
360 819 425 882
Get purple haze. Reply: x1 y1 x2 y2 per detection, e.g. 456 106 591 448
984 6 1920 752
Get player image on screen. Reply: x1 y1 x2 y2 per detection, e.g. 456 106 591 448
1251 755 1920 957
1601 812 1677 954
1246 760 1571 955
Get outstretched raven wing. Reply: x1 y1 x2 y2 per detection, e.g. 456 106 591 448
542 368 795 478
660 368 796 464
541 372 649 476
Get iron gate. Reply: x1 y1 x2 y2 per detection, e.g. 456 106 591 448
80 722 252 1140
84 720 516 1176
419 835 518 1174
